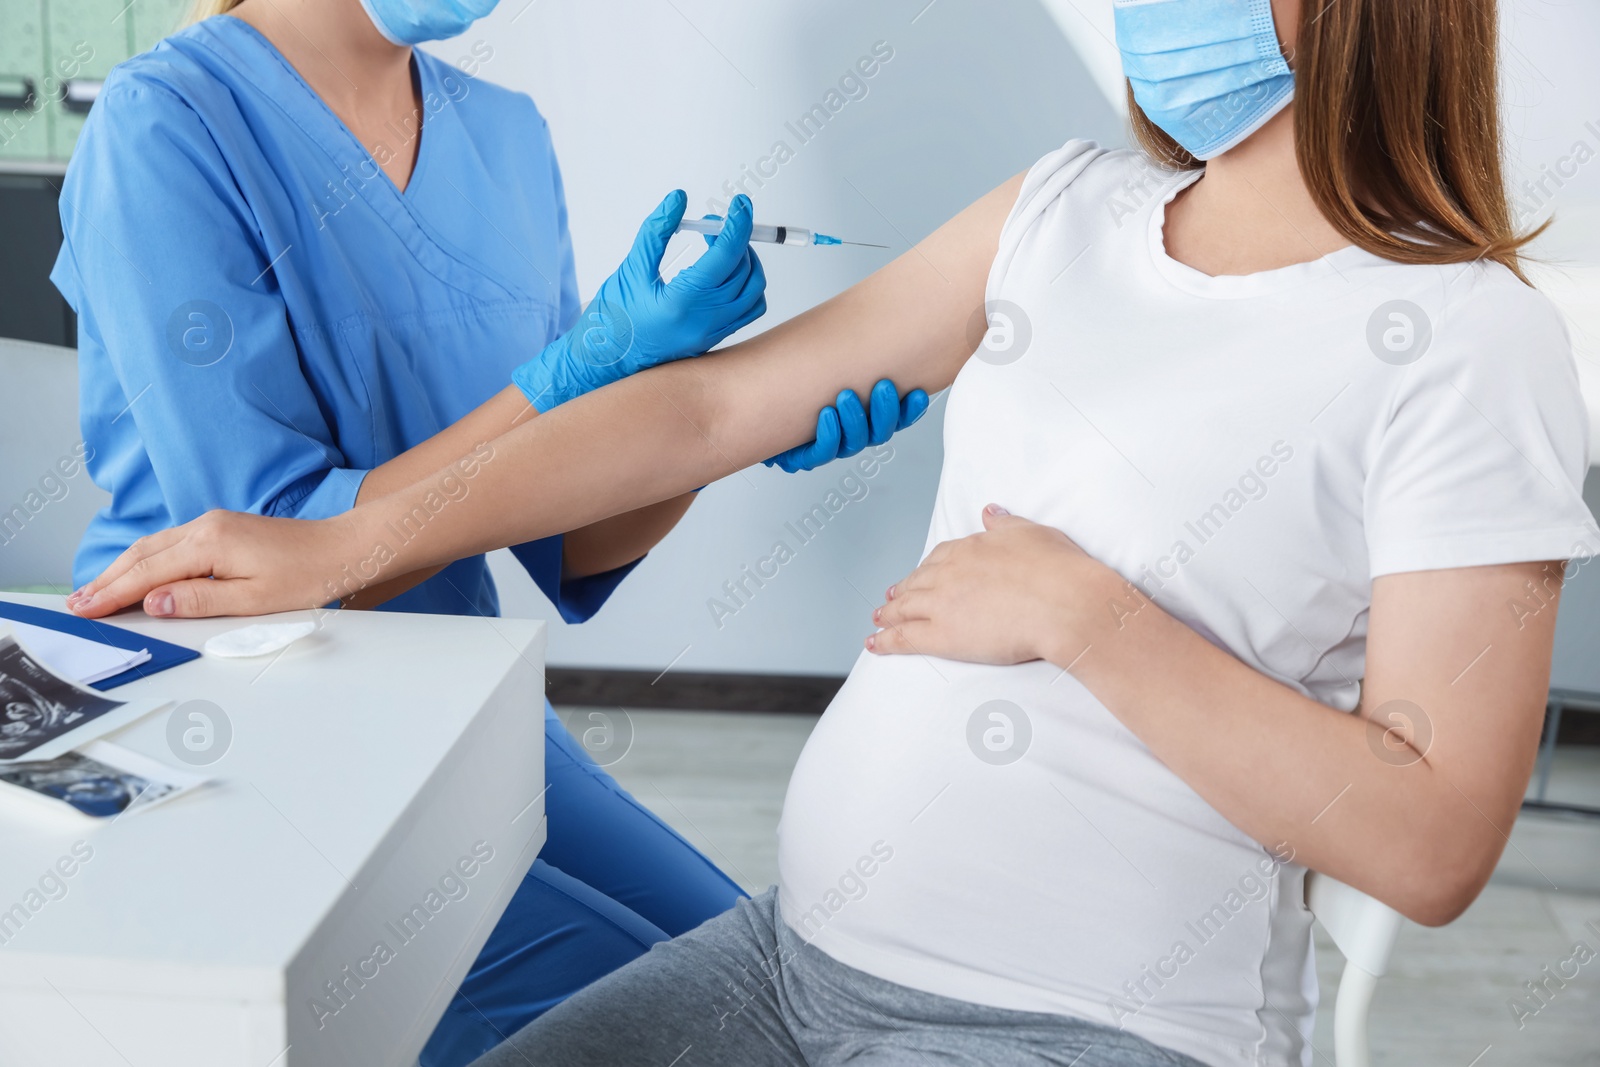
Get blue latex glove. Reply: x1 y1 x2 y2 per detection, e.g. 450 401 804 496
766 379 930 474
513 192 767 411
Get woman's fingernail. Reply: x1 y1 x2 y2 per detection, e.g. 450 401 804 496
66 588 85 605
886 585 897 600
986 503 1010 516
147 592 175 617
873 607 883 623
865 634 876 651
70 591 94 612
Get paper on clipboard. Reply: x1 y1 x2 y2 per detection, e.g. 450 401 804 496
0 632 171 764
6 620 151 685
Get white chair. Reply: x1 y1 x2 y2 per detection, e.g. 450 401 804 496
0 336 108 590
1305 871 1406 1067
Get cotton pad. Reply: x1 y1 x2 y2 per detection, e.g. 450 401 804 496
203 621 317 659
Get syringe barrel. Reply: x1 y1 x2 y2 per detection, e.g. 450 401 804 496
677 217 721 237
678 219 811 245
752 224 810 245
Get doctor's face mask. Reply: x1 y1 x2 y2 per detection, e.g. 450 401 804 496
357 0 501 45
1113 0 1295 160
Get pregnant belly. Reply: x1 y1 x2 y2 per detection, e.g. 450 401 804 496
775 651 1304 1044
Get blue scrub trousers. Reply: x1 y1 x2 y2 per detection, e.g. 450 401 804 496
420 704 746 1066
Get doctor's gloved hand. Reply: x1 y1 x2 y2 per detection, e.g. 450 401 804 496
765 379 930 474
512 191 767 411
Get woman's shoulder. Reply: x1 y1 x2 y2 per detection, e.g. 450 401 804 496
1433 260 1574 370
1019 141 1186 196
1002 140 1189 234
1373 258 1586 447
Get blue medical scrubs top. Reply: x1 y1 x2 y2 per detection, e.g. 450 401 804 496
52 16 637 619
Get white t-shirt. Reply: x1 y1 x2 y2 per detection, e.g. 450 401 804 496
776 141 1600 1067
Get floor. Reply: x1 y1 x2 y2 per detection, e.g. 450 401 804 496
575 707 1600 1067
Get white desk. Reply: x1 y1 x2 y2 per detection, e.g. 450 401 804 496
0 594 546 1067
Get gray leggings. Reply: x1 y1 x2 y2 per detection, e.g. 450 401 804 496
471 888 1207 1067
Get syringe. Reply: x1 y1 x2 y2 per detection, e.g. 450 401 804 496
677 217 888 248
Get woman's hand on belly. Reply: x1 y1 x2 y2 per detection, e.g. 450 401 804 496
868 504 1122 665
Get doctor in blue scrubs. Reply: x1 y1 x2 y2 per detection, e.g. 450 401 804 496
50 0 928 1063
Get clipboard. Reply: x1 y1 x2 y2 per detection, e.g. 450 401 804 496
0 600 199 691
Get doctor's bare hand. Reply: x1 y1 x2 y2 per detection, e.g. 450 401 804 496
66 511 358 620
867 506 1125 666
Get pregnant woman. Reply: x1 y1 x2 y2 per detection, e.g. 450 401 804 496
72 0 1598 1063
50 0 923 1063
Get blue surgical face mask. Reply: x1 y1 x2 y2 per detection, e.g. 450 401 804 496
1113 0 1294 160
357 0 500 45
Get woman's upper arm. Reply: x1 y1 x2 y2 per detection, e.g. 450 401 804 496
684 172 1027 461
1361 561 1563 869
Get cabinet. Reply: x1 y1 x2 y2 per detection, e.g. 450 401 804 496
0 0 191 162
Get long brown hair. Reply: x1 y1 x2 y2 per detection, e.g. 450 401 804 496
1129 0 1540 283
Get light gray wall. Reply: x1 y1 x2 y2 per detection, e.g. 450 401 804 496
1552 470 1600 694
427 0 1122 675
0 338 106 590
1499 0 1600 256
